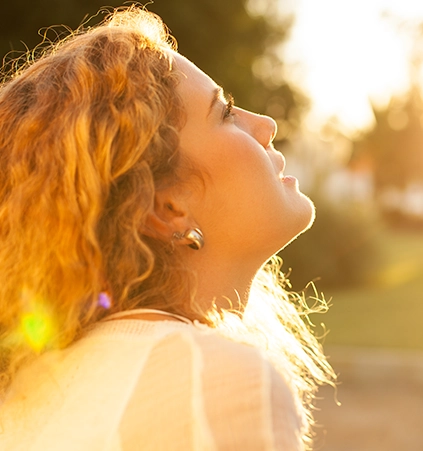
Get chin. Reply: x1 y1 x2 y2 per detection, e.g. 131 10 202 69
277 196 316 252
302 195 316 230
293 191 315 233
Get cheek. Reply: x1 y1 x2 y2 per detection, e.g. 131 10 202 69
206 134 272 184
181 128 278 217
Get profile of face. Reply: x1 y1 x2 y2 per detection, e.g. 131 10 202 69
156 52 315 266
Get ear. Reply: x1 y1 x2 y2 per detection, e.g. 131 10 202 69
143 189 193 243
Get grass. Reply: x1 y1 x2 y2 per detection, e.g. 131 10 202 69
309 226 423 350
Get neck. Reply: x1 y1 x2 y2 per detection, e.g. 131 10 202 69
186 250 263 313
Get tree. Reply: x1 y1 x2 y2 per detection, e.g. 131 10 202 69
353 89 423 192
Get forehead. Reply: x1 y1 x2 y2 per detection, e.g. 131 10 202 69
171 52 217 101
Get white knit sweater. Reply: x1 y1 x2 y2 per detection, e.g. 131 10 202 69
0 316 305 450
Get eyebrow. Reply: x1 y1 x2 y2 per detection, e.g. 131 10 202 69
207 87 224 118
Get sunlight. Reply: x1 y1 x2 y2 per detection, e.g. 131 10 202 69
283 0 423 135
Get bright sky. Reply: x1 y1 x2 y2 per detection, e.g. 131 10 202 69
281 0 423 136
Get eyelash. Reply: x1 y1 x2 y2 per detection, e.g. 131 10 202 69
223 95 235 120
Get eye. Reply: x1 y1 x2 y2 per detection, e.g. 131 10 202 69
222 94 235 121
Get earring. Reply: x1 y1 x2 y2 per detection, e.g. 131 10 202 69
172 228 204 250
184 228 204 250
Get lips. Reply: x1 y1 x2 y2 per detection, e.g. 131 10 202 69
280 175 298 184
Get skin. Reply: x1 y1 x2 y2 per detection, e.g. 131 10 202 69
145 52 315 313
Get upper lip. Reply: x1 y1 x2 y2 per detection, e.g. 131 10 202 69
267 146 286 175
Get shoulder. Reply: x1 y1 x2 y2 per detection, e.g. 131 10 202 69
157 322 282 388
180 324 306 450
98 320 305 449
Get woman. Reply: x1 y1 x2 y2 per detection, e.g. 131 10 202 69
0 6 334 450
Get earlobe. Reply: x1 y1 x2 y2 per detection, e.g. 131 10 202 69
143 199 187 241
143 189 204 250
142 192 193 244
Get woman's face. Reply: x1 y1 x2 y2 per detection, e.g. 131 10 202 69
173 53 314 262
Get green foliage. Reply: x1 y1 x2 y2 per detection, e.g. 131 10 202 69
318 227 423 350
0 0 306 133
279 198 384 290
0 1 121 54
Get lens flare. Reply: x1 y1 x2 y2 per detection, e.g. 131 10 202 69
18 289 56 352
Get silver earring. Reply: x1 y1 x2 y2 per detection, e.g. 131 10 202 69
172 228 204 250
184 228 204 250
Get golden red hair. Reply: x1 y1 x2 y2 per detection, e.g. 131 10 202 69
0 7 198 395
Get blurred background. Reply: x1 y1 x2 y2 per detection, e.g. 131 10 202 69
1 1 422 449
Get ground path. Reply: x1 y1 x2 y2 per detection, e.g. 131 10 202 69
313 346 423 451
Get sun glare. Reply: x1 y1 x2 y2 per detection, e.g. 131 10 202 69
283 0 423 135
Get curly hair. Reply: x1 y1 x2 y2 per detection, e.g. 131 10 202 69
0 7 202 395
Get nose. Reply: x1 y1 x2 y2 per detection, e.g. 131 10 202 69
239 109 277 148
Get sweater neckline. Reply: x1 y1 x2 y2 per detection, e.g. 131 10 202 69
102 308 192 325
